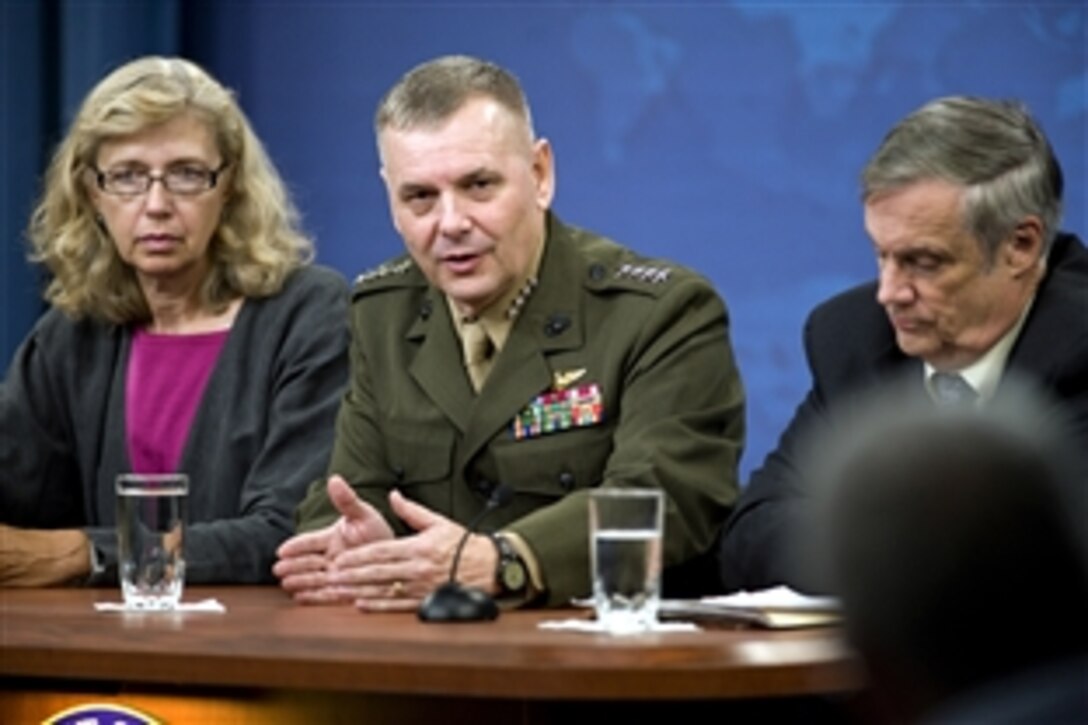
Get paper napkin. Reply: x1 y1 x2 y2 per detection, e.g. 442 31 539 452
538 617 699 634
94 598 226 613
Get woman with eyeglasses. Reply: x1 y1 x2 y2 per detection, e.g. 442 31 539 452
0 56 349 587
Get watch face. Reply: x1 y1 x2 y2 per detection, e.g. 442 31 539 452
502 560 527 592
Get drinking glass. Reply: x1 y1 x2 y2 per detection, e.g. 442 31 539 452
589 488 664 634
116 473 188 610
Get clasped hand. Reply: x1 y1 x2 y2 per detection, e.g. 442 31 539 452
0 524 90 586
273 475 498 611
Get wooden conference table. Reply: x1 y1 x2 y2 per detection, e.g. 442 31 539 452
1 586 863 723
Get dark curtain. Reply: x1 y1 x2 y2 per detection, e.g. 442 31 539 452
1 0 180 365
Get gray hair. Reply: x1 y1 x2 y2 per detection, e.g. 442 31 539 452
861 96 1064 261
374 55 534 140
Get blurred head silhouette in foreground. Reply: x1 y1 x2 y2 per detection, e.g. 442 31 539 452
803 381 1088 724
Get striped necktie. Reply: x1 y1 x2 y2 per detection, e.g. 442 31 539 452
931 372 978 407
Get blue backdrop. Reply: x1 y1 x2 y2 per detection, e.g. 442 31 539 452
4 2 1085 480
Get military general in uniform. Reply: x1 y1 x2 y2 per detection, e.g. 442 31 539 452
274 55 745 610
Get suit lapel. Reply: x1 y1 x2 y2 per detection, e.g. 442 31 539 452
875 340 920 381
1001 269 1069 386
870 331 929 403
409 289 474 433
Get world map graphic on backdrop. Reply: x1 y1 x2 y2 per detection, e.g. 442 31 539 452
5 2 1084 479
534 4 1085 474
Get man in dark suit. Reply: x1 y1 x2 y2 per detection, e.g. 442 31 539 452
274 55 745 610
720 96 1088 593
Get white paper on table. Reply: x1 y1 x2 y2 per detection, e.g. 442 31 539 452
93 598 226 613
538 618 700 634
657 586 842 629
701 585 840 611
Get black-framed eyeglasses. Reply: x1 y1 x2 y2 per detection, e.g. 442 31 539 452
94 161 230 197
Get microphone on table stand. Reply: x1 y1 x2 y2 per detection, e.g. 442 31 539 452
418 483 514 623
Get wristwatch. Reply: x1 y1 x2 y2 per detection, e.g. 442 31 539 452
491 533 529 600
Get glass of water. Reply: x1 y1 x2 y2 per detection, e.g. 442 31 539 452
589 488 664 634
115 473 188 610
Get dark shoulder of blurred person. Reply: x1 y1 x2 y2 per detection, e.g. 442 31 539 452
800 381 1088 725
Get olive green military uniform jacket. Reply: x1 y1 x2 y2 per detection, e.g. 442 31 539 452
296 214 744 605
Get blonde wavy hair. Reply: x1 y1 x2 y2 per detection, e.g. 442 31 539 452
28 56 314 324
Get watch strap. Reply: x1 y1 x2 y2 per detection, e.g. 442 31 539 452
491 533 533 604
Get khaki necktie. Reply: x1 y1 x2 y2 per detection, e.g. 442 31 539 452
462 321 495 392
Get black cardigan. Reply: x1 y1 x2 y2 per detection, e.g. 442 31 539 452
0 264 350 584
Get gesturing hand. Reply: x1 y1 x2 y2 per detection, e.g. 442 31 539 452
327 489 499 612
273 475 394 603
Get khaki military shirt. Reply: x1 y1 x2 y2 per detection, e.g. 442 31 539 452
296 213 745 605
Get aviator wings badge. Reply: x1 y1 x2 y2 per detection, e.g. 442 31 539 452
552 368 587 390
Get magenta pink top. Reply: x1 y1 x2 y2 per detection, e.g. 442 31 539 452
126 328 230 473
